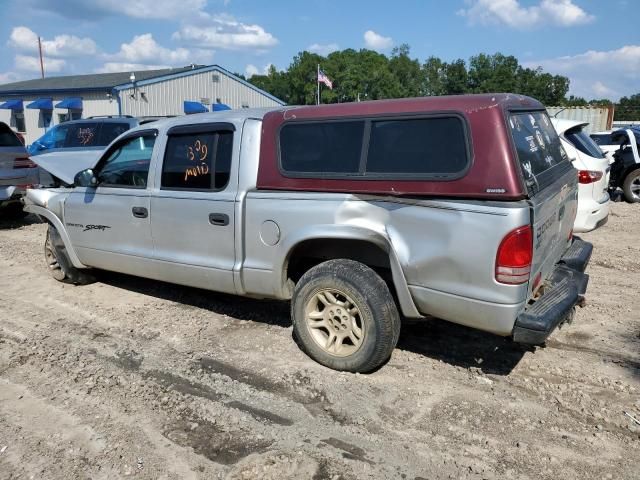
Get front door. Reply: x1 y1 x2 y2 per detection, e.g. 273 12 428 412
149 123 237 294
64 131 157 276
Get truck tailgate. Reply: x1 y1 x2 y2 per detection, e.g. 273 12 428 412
529 166 578 294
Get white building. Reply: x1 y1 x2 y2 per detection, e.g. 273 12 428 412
0 64 285 145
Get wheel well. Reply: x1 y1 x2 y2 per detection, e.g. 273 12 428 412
286 238 393 286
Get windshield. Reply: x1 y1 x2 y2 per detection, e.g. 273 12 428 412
28 124 68 154
565 126 605 159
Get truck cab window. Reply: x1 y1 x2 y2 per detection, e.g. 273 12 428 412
96 134 156 188
161 130 233 191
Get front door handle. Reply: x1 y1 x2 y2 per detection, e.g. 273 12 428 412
209 213 229 226
132 206 148 218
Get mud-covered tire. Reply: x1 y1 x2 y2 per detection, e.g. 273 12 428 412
292 259 401 373
622 169 640 203
45 225 95 285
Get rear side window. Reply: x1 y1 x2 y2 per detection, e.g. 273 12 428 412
590 134 613 146
279 121 364 174
64 122 100 148
161 131 233 191
565 127 605 159
366 117 468 175
0 124 21 147
279 115 469 178
98 123 130 146
509 112 568 180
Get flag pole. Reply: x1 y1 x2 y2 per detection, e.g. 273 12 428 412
316 64 320 105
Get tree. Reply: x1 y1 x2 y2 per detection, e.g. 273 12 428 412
389 44 423 97
616 93 640 121
468 53 519 93
422 56 446 96
443 59 468 95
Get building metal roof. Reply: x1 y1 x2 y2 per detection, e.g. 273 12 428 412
0 64 285 105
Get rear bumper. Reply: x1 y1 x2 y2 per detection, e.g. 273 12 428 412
574 195 609 233
0 185 25 203
512 238 593 345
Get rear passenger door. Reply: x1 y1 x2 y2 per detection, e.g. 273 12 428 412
149 122 237 294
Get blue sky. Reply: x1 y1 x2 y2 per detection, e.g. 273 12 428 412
0 0 638 100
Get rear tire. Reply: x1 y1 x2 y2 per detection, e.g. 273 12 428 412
291 259 401 373
622 169 640 203
45 225 95 285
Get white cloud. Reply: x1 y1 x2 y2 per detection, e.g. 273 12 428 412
458 0 594 29
25 0 207 20
363 30 393 51
105 34 193 64
8 26 97 57
15 54 66 73
95 62 172 73
244 63 273 78
173 14 278 50
524 45 640 100
308 43 340 56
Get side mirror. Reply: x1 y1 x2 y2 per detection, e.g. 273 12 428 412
74 169 98 188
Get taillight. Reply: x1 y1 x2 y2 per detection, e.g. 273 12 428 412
13 157 37 168
577 170 603 184
496 225 533 285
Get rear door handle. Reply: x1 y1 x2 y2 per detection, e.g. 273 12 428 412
209 213 229 226
132 206 148 218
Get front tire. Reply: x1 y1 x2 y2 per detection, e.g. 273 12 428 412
292 259 401 372
45 225 95 285
622 169 640 203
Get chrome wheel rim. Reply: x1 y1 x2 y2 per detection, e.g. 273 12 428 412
304 289 364 357
631 176 640 200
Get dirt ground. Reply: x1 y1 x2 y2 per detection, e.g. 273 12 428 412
0 202 638 480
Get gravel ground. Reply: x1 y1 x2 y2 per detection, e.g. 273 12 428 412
0 202 638 480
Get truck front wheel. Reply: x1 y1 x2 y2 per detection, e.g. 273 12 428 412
45 225 95 285
292 259 401 372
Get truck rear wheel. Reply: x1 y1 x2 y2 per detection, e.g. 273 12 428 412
622 169 640 203
45 225 95 285
292 259 400 372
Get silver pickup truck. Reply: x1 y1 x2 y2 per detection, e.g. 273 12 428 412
24 94 593 372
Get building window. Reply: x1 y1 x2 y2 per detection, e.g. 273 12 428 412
58 111 82 123
212 74 220 83
241 102 249 108
12 111 25 132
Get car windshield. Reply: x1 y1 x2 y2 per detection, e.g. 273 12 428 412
565 126 605 159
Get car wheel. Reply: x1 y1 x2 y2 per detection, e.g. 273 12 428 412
292 259 401 373
45 225 95 285
623 169 640 203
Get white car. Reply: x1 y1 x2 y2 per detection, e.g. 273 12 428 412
552 119 609 232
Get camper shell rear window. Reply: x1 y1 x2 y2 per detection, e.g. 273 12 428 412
278 114 471 180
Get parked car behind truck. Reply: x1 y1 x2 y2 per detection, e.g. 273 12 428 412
0 122 37 218
25 94 593 372
551 118 609 232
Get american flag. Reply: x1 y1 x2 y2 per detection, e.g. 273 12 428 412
317 69 333 89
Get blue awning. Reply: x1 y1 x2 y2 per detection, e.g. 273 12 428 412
212 103 231 112
27 97 53 110
55 97 83 110
0 99 23 110
184 101 208 114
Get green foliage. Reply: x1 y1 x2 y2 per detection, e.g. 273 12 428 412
616 93 640 121
246 46 634 115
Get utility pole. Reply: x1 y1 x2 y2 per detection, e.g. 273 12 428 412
38 36 45 79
